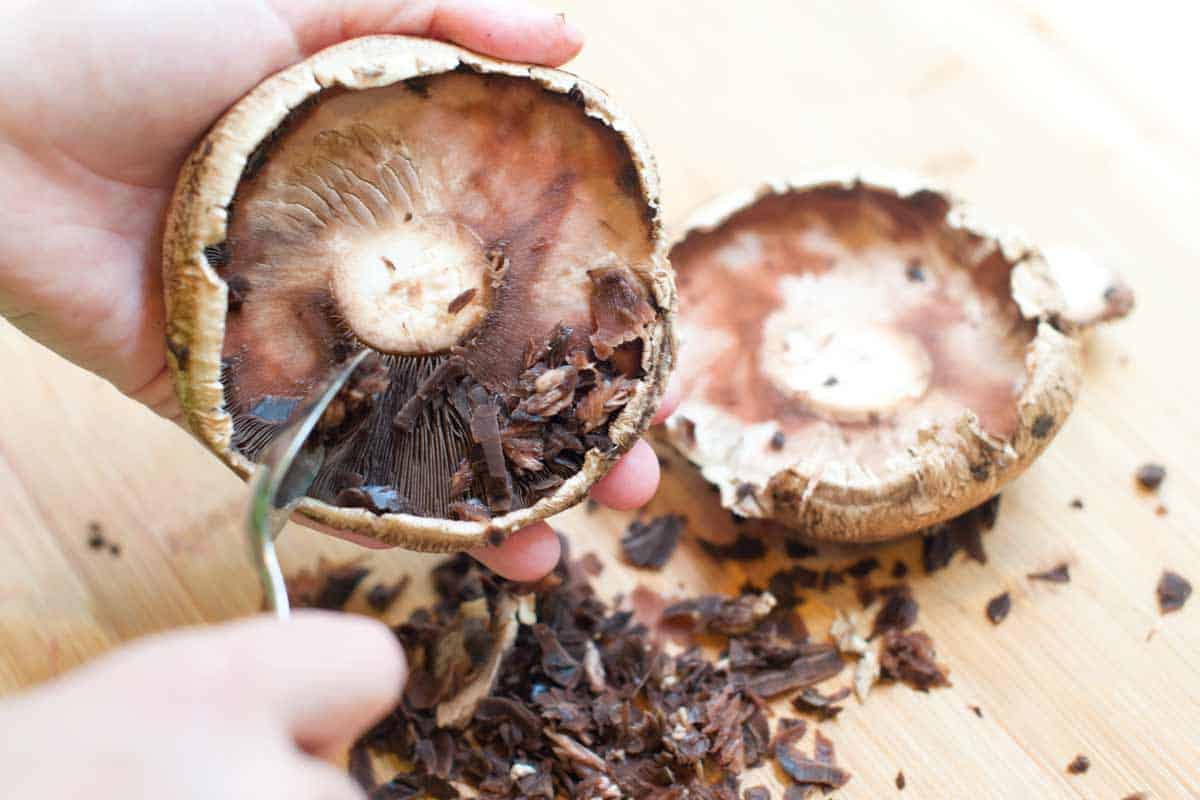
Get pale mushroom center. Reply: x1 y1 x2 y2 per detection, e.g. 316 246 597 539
331 217 490 355
759 313 933 424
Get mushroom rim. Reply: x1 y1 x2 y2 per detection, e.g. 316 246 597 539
162 35 676 550
663 169 1082 541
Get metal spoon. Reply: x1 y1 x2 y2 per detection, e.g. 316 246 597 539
246 349 371 620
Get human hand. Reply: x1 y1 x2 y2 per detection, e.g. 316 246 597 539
0 0 675 580
0 613 405 800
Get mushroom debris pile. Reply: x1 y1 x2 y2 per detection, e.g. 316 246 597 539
351 551 856 799
665 171 1131 542
163 37 673 547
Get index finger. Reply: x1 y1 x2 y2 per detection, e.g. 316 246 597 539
282 0 585 67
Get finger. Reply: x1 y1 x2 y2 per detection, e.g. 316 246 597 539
589 438 660 510
291 514 396 550
651 376 681 425
218 613 405 757
280 0 585 67
470 520 561 581
422 0 585 66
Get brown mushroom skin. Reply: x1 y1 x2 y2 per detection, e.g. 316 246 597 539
664 171 1085 542
162 36 675 551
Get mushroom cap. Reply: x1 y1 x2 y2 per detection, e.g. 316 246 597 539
163 36 675 551
664 168 1088 542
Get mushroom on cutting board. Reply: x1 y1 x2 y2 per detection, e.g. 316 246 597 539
664 170 1131 542
163 36 675 551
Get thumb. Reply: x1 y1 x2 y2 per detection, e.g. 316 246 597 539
218 612 406 757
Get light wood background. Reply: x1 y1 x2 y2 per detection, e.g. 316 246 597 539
1 1 1197 797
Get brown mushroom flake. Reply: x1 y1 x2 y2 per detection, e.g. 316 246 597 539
347 741 375 792
880 629 951 691
922 496 998 573
661 592 778 636
1135 462 1166 491
587 265 657 360
447 498 491 522
575 374 637 432
701 687 756 774
620 513 684 569
790 686 850 720
1031 413 1055 439
315 352 391 442
519 365 579 418
85 522 120 558
845 556 881 579
871 585 919 638
447 457 473 499
532 623 582 689
785 540 818 559
284 558 369 610
446 287 477 315
1157 571 1192 614
225 274 251 312
365 576 409 613
498 425 544 474
391 356 465 432
701 533 770 562
774 720 851 792
463 390 515 513
743 646 844 697
985 591 1012 624
820 568 845 591
1028 563 1071 583
769 565 820 606
335 485 410 514
523 321 573 371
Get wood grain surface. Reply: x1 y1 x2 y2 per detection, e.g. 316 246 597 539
1 1 1197 797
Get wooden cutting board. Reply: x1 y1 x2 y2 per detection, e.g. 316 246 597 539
1 1 1196 797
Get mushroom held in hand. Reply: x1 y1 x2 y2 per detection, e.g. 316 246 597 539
665 170 1129 542
163 37 674 550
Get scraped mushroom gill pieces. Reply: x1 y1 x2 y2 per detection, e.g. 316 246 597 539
672 184 1035 475
217 71 661 520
